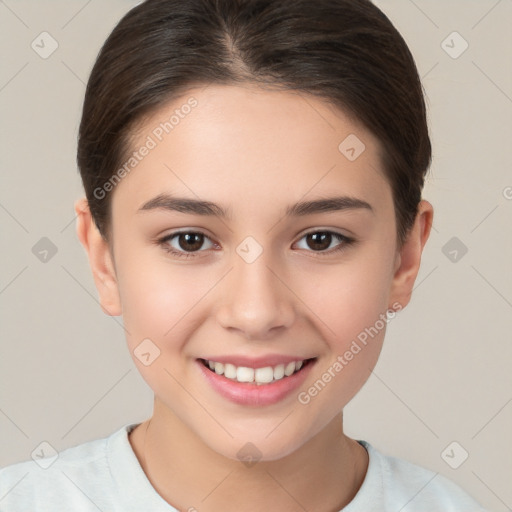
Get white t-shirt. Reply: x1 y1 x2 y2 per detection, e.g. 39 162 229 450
0 423 487 511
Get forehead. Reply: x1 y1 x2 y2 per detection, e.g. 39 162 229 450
112 84 391 219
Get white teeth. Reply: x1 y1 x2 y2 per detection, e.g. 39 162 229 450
224 363 237 379
284 362 296 377
204 359 310 384
255 367 274 384
236 366 254 382
273 364 285 380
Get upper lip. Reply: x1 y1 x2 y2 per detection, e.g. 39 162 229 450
199 355 316 368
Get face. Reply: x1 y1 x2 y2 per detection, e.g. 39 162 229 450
78 84 431 461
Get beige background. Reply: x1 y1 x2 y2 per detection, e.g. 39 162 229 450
0 1 511 510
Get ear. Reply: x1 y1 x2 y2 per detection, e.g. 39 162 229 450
74 197 122 316
388 200 434 310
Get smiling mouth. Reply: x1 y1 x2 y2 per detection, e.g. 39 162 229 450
199 358 316 385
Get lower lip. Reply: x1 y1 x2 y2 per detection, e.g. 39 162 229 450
196 359 316 406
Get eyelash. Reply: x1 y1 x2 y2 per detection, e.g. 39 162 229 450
156 229 355 259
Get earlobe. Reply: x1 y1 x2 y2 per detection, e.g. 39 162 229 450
74 198 122 316
389 200 434 310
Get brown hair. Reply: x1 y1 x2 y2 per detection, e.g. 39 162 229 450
77 0 431 247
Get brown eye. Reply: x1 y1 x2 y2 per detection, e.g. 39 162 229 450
159 231 216 258
295 230 352 254
176 232 205 252
305 232 333 251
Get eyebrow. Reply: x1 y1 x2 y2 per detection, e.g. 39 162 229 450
138 193 373 219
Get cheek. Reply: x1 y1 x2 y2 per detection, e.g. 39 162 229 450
114 253 209 399
293 247 395 409
301 247 395 345
114 248 201 350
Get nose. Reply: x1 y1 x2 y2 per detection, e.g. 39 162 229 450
215 249 296 340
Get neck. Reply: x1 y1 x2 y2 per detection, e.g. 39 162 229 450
129 400 368 512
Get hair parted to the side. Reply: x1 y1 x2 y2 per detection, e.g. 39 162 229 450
77 0 431 248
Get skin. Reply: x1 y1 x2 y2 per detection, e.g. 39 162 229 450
75 84 433 511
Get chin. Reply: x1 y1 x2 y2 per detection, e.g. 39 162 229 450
201 423 315 464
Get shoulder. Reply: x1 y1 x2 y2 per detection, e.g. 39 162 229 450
345 441 488 512
0 425 126 511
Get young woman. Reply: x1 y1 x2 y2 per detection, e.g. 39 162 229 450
0 1 487 510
